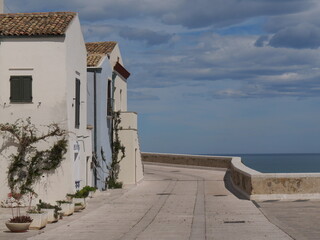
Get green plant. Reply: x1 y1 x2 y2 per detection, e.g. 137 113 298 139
0 118 67 200
68 186 97 198
107 111 125 189
9 216 32 223
108 181 123 189
37 201 61 219
26 208 42 214
82 186 97 192
56 200 72 205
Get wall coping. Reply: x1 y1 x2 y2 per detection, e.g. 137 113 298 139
230 157 320 178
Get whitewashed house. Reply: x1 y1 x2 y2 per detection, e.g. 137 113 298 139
86 41 143 185
0 12 93 203
0 0 3 14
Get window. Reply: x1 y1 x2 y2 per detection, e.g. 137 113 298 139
75 78 81 128
10 76 33 103
107 79 112 116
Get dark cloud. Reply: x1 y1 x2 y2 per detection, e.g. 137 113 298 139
119 27 173 46
160 0 314 29
7 0 316 29
254 35 269 47
268 23 320 49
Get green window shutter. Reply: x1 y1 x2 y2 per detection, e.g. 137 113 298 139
10 76 32 103
75 78 81 128
23 77 32 102
10 77 21 102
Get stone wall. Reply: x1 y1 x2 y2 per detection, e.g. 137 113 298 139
142 152 231 169
142 152 320 200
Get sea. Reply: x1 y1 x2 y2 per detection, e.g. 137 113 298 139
211 153 320 173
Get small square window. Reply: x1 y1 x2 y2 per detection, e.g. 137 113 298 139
10 76 33 103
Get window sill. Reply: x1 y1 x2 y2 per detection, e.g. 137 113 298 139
10 102 34 104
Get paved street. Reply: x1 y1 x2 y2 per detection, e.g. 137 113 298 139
256 200 320 240
1 164 292 240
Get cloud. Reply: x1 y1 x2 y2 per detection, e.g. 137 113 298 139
7 0 316 29
119 27 173 46
268 23 320 49
254 35 269 47
127 32 320 100
128 91 160 101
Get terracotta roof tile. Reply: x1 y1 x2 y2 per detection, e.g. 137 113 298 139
0 12 76 36
86 42 117 55
87 54 104 67
86 42 117 67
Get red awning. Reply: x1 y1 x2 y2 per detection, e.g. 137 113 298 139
114 62 130 79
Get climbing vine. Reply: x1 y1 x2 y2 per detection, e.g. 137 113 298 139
107 111 125 188
0 118 68 197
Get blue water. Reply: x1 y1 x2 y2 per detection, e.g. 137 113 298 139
213 153 320 173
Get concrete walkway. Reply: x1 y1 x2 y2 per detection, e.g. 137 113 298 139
0 164 292 240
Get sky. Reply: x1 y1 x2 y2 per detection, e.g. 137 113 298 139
4 0 320 154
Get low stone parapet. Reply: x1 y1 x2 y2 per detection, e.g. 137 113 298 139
142 152 231 169
142 152 320 200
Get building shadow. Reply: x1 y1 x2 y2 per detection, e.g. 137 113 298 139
223 170 248 200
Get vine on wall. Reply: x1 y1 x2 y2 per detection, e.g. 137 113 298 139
0 118 68 197
107 111 125 188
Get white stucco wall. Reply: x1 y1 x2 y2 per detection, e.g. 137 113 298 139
0 0 4 13
87 58 113 190
118 112 143 185
0 15 91 204
64 16 91 195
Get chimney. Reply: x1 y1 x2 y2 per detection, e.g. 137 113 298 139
0 0 3 13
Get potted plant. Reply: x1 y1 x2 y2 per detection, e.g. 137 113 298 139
37 201 61 223
74 203 83 212
83 186 97 198
0 118 67 232
56 200 74 216
68 186 92 210
27 208 48 230
5 192 32 232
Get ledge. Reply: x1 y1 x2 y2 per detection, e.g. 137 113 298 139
142 152 320 200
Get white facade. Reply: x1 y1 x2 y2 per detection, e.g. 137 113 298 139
110 47 143 185
0 15 92 204
86 42 143 186
87 57 113 190
0 0 3 14
118 112 143 184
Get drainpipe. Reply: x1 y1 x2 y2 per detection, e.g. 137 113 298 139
111 72 116 150
93 71 98 188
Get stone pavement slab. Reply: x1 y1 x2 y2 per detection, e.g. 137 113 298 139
0 164 293 240
257 200 320 240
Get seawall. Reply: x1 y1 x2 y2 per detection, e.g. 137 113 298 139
142 152 320 200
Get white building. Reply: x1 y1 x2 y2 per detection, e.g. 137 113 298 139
0 0 3 14
0 12 93 203
86 41 143 185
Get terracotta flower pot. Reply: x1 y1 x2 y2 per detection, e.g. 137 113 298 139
5 221 31 232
